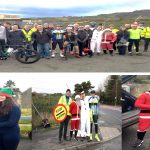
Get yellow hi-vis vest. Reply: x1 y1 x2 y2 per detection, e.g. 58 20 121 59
112 28 119 34
128 29 141 40
22 29 34 42
143 27 150 38
58 95 72 116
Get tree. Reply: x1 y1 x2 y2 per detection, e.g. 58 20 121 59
103 75 121 105
74 81 95 94
4 80 15 88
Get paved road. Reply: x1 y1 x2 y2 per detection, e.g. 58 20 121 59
99 105 121 130
18 139 32 150
122 124 150 150
85 135 121 150
0 50 150 72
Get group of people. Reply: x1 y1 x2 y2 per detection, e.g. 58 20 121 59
0 21 150 60
58 89 100 143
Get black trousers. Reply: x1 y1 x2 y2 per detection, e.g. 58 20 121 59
59 115 70 140
0 39 6 57
144 38 150 51
52 40 63 50
78 41 86 56
128 39 140 52
90 115 98 134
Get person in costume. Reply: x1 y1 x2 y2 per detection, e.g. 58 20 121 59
132 89 150 148
69 95 81 141
80 91 91 142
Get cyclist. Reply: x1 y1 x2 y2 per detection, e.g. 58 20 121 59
51 24 65 58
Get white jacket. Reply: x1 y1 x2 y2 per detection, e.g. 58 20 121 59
0 26 7 42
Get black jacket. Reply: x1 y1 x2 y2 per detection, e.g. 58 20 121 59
116 30 129 43
77 30 88 43
8 30 25 45
32 30 51 44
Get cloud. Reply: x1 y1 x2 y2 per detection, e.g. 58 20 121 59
0 0 149 17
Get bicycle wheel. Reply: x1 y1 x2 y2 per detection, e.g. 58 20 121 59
15 49 40 64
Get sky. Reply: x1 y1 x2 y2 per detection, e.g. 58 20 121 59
0 73 109 93
0 0 150 18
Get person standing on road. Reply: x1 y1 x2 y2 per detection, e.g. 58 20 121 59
0 23 7 59
142 26 150 52
128 24 141 55
133 90 150 148
58 89 72 143
8 25 25 50
0 87 21 150
80 91 91 142
90 24 104 55
77 26 88 56
63 27 80 58
89 90 100 142
51 24 65 58
101 29 117 56
32 24 51 59
116 26 129 55
69 95 81 141
109 24 119 53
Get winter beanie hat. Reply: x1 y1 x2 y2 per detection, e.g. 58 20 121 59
0 87 14 98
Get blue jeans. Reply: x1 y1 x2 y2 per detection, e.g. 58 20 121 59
37 43 50 58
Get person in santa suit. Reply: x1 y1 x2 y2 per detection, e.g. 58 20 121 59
132 90 150 148
69 95 81 141
80 91 91 142
101 29 117 56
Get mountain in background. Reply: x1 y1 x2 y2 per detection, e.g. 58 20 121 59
97 9 150 19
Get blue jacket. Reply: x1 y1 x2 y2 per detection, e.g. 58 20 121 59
0 105 21 134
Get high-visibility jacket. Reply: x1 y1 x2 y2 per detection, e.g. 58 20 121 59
128 28 141 40
135 91 150 132
31 27 37 32
58 95 72 116
143 27 150 38
89 96 99 122
112 28 119 34
139 27 145 38
21 29 34 42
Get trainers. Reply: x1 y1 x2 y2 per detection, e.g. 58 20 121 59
95 134 100 142
51 53 55 58
136 52 142 56
60 53 65 58
132 139 143 148
90 134 93 141
128 52 132 56
86 136 91 142
81 137 84 142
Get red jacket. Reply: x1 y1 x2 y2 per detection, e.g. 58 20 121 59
135 92 150 110
102 31 117 43
135 92 150 119
70 101 80 119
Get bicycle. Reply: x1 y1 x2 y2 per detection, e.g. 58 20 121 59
1 42 40 64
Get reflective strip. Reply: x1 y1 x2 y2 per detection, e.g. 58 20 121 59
139 116 150 119
71 118 80 120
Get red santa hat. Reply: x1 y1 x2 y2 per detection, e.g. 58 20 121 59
131 24 138 27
